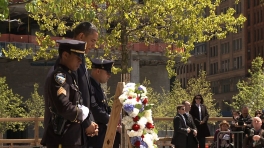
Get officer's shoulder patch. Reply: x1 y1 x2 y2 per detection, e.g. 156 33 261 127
54 73 66 85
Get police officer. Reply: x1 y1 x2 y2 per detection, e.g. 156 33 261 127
44 22 99 143
41 39 91 148
87 58 120 148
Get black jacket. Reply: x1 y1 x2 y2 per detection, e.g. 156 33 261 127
41 64 84 146
171 114 189 147
87 77 110 148
184 113 199 147
42 57 95 145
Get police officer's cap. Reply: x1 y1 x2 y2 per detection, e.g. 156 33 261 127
57 39 86 59
91 58 114 73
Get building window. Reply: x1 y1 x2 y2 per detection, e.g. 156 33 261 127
233 56 242 69
222 79 231 93
211 81 218 94
221 59 230 72
221 42 230 54
247 48 251 60
233 38 242 51
248 31 251 43
210 62 218 75
210 45 218 57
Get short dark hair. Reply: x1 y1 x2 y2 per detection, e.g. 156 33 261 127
176 105 184 111
191 94 204 105
73 22 98 38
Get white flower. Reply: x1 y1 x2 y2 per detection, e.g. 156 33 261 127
123 83 136 93
122 116 134 129
119 83 158 147
123 98 138 106
144 110 152 117
119 94 127 103
143 133 154 147
127 129 143 137
137 116 148 129
129 108 139 117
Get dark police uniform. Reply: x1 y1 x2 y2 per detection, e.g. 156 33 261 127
88 59 115 148
44 42 96 147
41 39 88 148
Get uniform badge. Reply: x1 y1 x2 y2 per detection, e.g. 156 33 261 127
54 73 66 85
57 86 66 96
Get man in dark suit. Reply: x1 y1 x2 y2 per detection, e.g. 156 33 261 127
171 105 190 148
87 58 120 148
182 101 199 148
43 22 100 147
41 39 90 148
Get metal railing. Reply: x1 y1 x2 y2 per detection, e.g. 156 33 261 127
0 117 233 148
215 131 244 148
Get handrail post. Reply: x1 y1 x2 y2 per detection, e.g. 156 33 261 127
34 117 39 146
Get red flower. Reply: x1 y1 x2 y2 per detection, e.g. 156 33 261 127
133 116 140 122
128 96 133 99
142 98 148 104
136 96 140 102
146 122 154 129
134 140 140 147
132 124 140 131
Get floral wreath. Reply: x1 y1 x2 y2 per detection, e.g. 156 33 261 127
119 83 159 148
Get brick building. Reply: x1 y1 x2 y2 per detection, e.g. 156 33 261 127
175 0 264 116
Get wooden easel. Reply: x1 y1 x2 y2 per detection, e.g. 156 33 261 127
103 82 133 148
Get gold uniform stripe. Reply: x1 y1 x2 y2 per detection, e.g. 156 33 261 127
57 87 66 96
70 49 85 53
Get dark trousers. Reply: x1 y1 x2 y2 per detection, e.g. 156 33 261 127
113 132 121 148
198 136 206 148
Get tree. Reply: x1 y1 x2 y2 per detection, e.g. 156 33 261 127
0 77 26 133
0 0 8 20
24 83 44 127
229 57 264 116
147 71 219 130
186 71 220 118
3 0 246 78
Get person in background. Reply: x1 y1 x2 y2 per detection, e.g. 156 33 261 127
243 117 264 148
231 106 252 148
255 110 262 118
171 105 190 148
190 94 210 148
182 100 198 148
213 120 232 148
88 58 120 148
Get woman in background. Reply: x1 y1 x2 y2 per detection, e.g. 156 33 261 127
190 94 211 148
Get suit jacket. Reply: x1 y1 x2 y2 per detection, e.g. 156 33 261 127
244 128 264 148
190 104 211 137
171 113 189 147
184 113 199 147
87 77 110 147
41 64 84 146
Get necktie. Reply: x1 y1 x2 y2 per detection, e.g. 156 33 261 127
181 114 186 126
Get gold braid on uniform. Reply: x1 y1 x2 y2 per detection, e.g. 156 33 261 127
71 106 79 123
